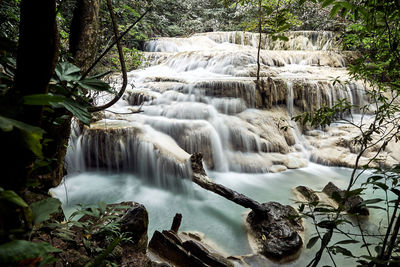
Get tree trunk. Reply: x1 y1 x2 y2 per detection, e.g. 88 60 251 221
15 0 58 125
38 0 102 189
190 153 269 216
0 0 58 191
37 0 102 189
70 0 100 73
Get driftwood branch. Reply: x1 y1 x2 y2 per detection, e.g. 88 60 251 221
190 153 269 216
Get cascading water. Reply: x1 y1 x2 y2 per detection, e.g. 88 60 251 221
66 31 369 178
54 31 389 265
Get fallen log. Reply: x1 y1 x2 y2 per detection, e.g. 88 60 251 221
190 153 269 216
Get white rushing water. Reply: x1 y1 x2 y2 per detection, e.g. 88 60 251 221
65 31 369 180
55 31 382 266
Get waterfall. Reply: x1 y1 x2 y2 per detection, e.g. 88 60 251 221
66 31 370 187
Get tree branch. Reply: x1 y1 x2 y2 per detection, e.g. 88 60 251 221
83 8 150 81
190 153 269 216
87 0 130 113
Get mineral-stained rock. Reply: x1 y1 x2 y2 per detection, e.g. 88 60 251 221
246 202 303 260
322 182 369 215
295 185 319 202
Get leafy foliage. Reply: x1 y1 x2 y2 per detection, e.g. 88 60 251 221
0 240 61 266
0 187 28 208
30 198 62 225
45 202 133 265
0 115 45 157
227 0 301 35
0 0 20 41
295 1 400 266
23 61 112 126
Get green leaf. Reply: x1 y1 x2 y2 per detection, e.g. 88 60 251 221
55 62 81 82
372 182 388 191
314 207 335 212
0 240 60 265
277 35 289 41
0 115 45 134
21 130 44 158
0 190 28 207
90 237 121 267
98 202 108 215
334 239 359 245
330 4 342 17
0 115 45 157
333 245 354 257
30 198 62 225
77 79 111 92
23 94 67 106
337 1 353 10
317 220 335 229
58 100 91 125
322 0 335 8
307 236 319 249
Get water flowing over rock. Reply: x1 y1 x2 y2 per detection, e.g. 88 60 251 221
66 30 381 188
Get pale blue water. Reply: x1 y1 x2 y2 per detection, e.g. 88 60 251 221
52 163 388 266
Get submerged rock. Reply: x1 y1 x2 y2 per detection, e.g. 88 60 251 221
246 202 303 260
269 164 287 173
322 182 369 215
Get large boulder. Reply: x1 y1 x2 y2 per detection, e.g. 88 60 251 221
246 202 303 260
119 202 149 253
